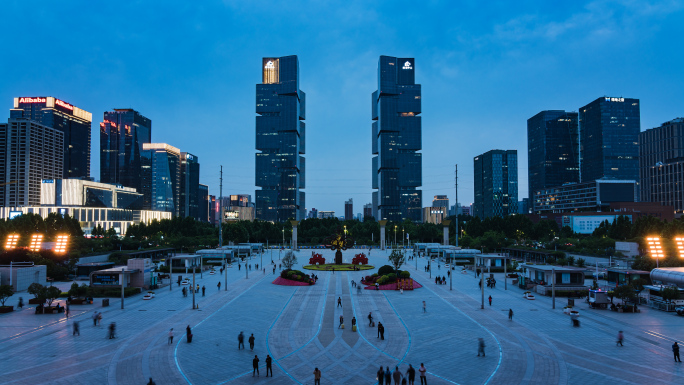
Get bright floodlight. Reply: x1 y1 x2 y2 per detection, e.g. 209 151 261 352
675 237 684 258
646 236 664 259
5 234 19 250
54 235 69 254
29 234 43 252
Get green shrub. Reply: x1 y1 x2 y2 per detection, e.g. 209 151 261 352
387 273 397 282
399 271 411 279
378 265 394 276
377 276 386 285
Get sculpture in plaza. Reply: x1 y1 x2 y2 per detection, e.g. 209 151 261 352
327 229 354 264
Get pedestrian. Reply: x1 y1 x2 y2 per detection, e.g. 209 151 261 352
196 284 199 293
202 285 205 296
478 280 482 289
674 341 682 362
405 364 416 385
488 296 492 306
108 322 116 339
419 363 427 385
422 301 426 313
168 328 174 344
65 303 69 318
18 297 24 309
249 333 255 350
337 297 342 307
368 312 373 326
265 354 273 376
378 366 386 385
186 325 192 343
72 321 80 336
217 281 221 291
252 355 260 377
313 367 322 385
384 367 392 384
477 337 486 357
238 264 241 271
617 331 624 347
238 331 245 349
339 315 344 329
393 365 402 385
147 378 156 385
351 316 356 331
379 323 385 340
508 309 513 320
377 322 382 338
92 311 98 326
97 312 102 326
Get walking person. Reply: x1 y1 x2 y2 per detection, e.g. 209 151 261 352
378 366 386 385
186 325 192 343
265 354 273 377
488 295 492 306
508 309 513 320
249 333 255 350
477 337 486 357
368 312 373 326
72 321 80 336
384 367 392 385
351 316 356 331
202 285 205 296
339 315 344 329
18 297 23 309
405 364 416 385
379 323 385 340
377 322 382 338
393 365 402 385
168 328 174 345
108 322 116 339
617 331 624 347
419 363 427 385
92 311 98 326
217 281 221 291
337 297 342 307
673 341 681 362
422 301 426 313
252 355 260 377
313 367 322 385
65 303 69 318
238 331 245 350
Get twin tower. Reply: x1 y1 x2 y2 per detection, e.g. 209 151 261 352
255 55 422 223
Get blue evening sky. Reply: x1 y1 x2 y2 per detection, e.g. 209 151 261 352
1 1 683 216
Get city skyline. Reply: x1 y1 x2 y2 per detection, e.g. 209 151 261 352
1 1 683 216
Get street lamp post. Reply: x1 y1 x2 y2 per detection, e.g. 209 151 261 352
394 226 397 249
282 228 285 249
402 227 405 249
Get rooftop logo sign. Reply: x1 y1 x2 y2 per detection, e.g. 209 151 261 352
605 97 625 102
265 61 275 69
402 61 413 70
19 97 46 103
55 99 74 110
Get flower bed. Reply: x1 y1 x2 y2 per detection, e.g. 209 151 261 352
303 264 374 271
363 278 422 290
272 277 314 286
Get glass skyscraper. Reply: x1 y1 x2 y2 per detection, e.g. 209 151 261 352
255 55 306 222
141 143 181 215
11 96 92 179
100 109 152 194
473 150 518 218
527 110 579 209
580 97 640 182
180 152 200 220
372 56 422 222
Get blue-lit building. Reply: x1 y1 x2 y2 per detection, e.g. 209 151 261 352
100 109 152 194
141 143 181 216
527 110 579 209
11 96 92 179
372 56 422 222
180 152 200 220
580 97 640 183
473 150 518 218
255 56 306 222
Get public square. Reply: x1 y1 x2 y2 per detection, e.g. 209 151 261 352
1 248 683 385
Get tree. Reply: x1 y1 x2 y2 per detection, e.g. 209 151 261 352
0 285 13 306
662 287 680 301
388 249 405 274
282 251 297 270
576 258 586 268
45 286 61 307
27 283 44 299
613 285 636 303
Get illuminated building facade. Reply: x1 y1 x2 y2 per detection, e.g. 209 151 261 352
473 150 518 218
527 110 579 211
100 109 152 194
10 97 92 179
255 55 306 222
141 143 181 215
580 97 640 183
180 152 200 220
372 56 422 222
639 118 684 212
0 118 64 207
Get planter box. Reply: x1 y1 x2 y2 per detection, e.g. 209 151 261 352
70 299 86 305
0 306 14 313
28 298 42 305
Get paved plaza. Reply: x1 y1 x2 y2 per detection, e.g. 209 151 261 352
1 248 683 384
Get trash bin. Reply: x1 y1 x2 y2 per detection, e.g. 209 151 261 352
102 299 109 307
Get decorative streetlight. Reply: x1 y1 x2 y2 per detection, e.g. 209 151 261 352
402 227 405 249
282 228 285 249
646 236 664 268
394 225 397 249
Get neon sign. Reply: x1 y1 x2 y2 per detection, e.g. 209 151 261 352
605 97 625 102
55 99 74 110
18 97 46 103
402 61 413 70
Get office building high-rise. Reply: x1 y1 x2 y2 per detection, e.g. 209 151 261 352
0 118 64 207
11 97 92 179
432 195 449 209
527 110 579 209
363 203 373 219
180 152 200 220
580 97 640 183
141 143 181 215
473 150 518 218
372 55 422 222
345 198 353 221
255 56 306 222
100 109 152 193
199 184 209 222
639 118 684 212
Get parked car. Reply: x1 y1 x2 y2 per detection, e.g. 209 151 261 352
675 306 684 316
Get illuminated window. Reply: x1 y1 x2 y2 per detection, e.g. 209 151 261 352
646 237 664 259
5 234 19 250
54 235 69 254
29 234 43 252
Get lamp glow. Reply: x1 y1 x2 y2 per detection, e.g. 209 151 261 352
29 234 43 252
54 235 69 254
5 234 19 250
646 237 664 259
